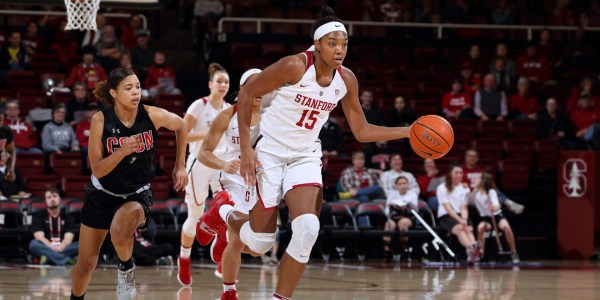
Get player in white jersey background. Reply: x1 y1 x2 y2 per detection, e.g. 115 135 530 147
197 69 263 300
196 6 411 300
178 63 231 286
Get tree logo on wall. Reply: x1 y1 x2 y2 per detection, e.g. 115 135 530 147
563 159 587 198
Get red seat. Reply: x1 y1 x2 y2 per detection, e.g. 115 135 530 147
50 153 82 178
269 23 298 35
151 176 170 201
451 119 478 142
500 162 530 190
156 94 185 117
31 54 61 74
510 120 538 141
16 90 48 114
8 70 37 92
155 131 176 156
26 175 57 197
51 91 72 105
61 176 89 199
0 90 10 104
18 153 46 177
504 140 534 164
536 140 558 170
159 154 177 175
475 140 504 161
479 121 508 141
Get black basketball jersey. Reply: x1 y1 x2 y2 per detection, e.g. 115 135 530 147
0 125 14 153
98 104 158 194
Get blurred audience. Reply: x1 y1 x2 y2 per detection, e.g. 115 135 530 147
509 77 539 120
564 27 596 68
570 94 600 150
64 46 108 90
382 176 418 258
145 51 181 98
517 43 551 85
130 29 155 78
22 21 45 55
66 82 91 126
359 89 383 125
380 0 404 22
318 116 344 158
4 100 42 154
538 98 573 141
474 74 508 121
567 77 598 114
81 14 106 48
380 154 419 197
549 0 575 26
490 57 512 92
132 218 174 266
120 14 144 50
41 104 80 154
414 0 436 23
386 96 415 127
491 0 515 25
49 20 79 65
94 25 126 72
491 44 514 80
0 108 16 182
462 44 486 76
442 79 474 120
417 159 444 210
363 141 393 170
460 63 481 96
338 151 384 203
0 31 30 77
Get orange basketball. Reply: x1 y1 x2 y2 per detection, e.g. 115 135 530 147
409 115 454 159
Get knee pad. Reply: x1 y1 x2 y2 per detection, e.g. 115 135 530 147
182 203 205 237
286 214 320 264
239 222 276 254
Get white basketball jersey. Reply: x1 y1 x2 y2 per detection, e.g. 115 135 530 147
260 51 347 150
222 104 258 185
186 97 231 158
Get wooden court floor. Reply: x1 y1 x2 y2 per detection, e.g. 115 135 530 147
0 261 598 299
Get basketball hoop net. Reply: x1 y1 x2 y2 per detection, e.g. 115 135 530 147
64 0 101 31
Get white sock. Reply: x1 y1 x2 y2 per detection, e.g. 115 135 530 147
223 282 236 292
180 246 191 259
219 204 235 224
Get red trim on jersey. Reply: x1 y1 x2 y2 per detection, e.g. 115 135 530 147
190 171 202 207
273 293 291 300
231 103 238 116
337 67 343 76
202 97 208 105
218 172 226 192
304 51 314 72
256 181 277 211
292 182 323 189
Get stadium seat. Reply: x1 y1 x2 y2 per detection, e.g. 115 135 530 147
176 201 188 228
150 200 177 230
51 90 72 105
0 90 11 103
451 119 478 142
61 176 89 199
8 70 37 92
340 199 360 212
504 140 535 164
156 94 185 116
50 153 82 178
510 120 538 141
0 201 23 228
151 176 170 201
67 200 84 225
16 90 48 115
355 202 388 229
500 162 530 191
475 140 504 161
19 153 46 177
28 201 47 215
31 54 61 74
25 175 56 197
159 154 177 176
536 140 559 170
326 203 358 230
479 121 508 141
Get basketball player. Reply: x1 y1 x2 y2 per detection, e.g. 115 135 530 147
178 63 231 286
70 68 188 300
197 69 263 300
197 7 410 299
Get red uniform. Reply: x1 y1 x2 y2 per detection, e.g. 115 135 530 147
442 92 472 114
3 118 37 150
509 94 539 115
65 63 108 89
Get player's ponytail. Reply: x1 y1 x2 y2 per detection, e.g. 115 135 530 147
208 62 228 81
312 6 342 38
94 68 136 106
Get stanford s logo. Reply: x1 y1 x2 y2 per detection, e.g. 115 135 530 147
563 158 587 198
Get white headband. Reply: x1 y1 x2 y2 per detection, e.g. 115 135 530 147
308 21 347 51
240 68 261 85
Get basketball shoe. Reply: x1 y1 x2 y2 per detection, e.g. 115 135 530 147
177 256 192 286
116 266 137 300
221 290 238 300
211 227 228 263
196 191 234 246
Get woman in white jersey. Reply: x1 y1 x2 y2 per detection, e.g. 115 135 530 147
382 176 418 258
472 173 519 263
436 164 480 262
197 69 262 300
178 62 231 286
196 6 410 299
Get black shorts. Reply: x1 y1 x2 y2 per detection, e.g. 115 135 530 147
439 214 473 233
390 209 414 222
81 186 153 230
480 213 507 226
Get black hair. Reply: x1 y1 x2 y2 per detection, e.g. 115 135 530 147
451 78 463 89
311 6 343 39
93 68 136 106
444 162 463 193
395 176 409 185
208 62 227 81
81 45 96 57
52 103 67 116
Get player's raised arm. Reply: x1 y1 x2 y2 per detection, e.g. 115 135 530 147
340 67 410 143
236 55 305 185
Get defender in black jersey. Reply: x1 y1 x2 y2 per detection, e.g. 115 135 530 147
71 69 188 300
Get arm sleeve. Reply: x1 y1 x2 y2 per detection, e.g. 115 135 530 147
474 91 482 116
436 185 448 204
489 189 500 208
408 191 419 208
407 173 421 196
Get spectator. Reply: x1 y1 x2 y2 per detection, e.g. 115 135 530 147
359 89 383 125
363 141 393 170
462 44 486 76
41 103 80 154
0 108 16 183
567 77 598 114
446 0 469 24
462 149 525 214
81 14 106 48
474 74 508 121
130 29 155 76
571 94 600 150
0 151 28 199
192 0 224 48
380 0 403 22
442 79 474 120
382 176 418 258
338 151 384 203
538 98 573 141
460 63 481 96
471 173 519 263
132 218 174 266
414 0 436 23
436 164 479 262
380 153 419 197
120 14 144 50
0 31 30 77
64 46 108 90
417 159 444 210
549 0 575 26
491 0 515 25
564 27 597 68
490 57 512 92
318 116 344 157
517 43 551 84
3 100 42 154
490 43 517 81
75 102 97 152
119 53 138 74
509 77 539 120
145 51 182 98
537 29 559 66
49 20 79 65
22 21 45 55
66 82 91 126
28 189 79 266
386 96 415 127
94 25 126 72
